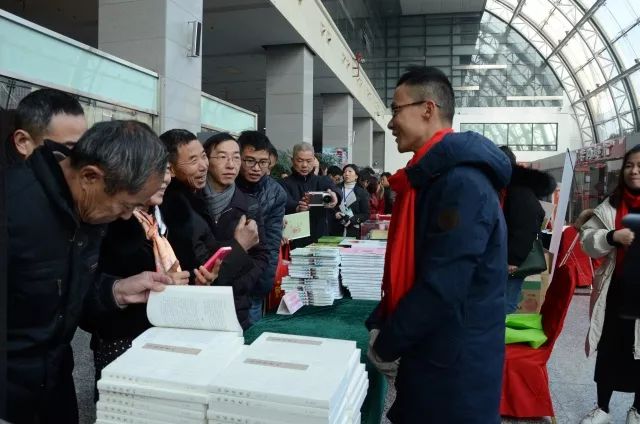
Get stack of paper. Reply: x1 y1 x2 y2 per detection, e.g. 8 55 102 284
340 246 386 301
96 327 245 424
207 333 368 424
284 247 341 305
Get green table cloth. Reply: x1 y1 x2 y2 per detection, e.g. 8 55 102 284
244 298 387 424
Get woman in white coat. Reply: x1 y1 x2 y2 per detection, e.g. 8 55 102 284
579 144 640 424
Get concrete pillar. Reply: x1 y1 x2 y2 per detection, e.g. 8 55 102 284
265 44 314 152
98 0 203 133
373 132 385 170
352 118 373 167
322 94 353 163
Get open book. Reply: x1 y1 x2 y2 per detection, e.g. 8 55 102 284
99 286 245 397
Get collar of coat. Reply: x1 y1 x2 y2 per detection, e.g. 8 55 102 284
28 141 80 227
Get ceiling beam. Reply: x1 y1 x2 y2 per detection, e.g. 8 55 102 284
547 0 605 59
508 0 526 25
572 61 640 106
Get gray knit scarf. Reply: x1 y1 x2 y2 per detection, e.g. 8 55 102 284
205 181 235 222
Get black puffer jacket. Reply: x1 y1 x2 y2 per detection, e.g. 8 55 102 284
504 165 556 266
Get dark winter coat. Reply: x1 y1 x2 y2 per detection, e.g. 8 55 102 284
207 186 269 323
330 183 370 238
236 175 287 295
383 186 394 214
159 179 256 329
83 213 156 343
280 170 341 247
5 143 120 421
372 131 512 424
504 165 556 266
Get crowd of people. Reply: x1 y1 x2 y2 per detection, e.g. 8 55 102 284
2 65 639 424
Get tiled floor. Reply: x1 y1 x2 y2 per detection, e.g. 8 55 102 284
72 291 636 423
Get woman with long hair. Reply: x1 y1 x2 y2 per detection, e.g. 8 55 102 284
579 145 640 424
331 164 369 238
367 175 385 219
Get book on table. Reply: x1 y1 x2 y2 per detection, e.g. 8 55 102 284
97 286 369 424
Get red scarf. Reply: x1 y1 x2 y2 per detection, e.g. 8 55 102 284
380 128 454 317
614 189 640 276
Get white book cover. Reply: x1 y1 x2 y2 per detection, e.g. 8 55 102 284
97 401 204 424
98 396 206 419
97 379 210 404
209 334 358 410
102 337 244 392
99 391 207 413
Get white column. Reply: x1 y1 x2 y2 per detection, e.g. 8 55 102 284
372 132 386 170
322 94 353 162
265 44 314 152
352 118 373 167
98 0 203 133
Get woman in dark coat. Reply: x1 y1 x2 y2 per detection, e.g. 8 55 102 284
331 164 370 238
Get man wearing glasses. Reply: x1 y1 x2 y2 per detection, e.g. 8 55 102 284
235 131 287 323
158 129 261 329
203 132 269 328
365 66 511 423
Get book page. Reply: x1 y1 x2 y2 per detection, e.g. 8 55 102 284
147 286 242 334
283 211 311 241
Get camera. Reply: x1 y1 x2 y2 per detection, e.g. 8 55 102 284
305 191 332 207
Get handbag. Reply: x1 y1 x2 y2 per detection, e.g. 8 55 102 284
510 238 547 279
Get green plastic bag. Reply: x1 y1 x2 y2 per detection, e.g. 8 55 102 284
505 313 548 349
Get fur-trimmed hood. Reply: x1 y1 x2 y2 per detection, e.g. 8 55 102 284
509 165 556 198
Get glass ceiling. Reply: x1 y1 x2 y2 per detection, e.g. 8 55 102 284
485 0 640 144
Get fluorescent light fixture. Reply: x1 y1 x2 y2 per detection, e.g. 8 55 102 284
453 85 480 91
506 96 564 101
453 64 508 70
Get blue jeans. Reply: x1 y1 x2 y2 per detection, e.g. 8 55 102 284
249 296 264 324
505 277 525 314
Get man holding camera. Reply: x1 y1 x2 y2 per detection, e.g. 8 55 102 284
281 142 340 248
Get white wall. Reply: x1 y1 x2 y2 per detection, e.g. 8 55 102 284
453 96 582 163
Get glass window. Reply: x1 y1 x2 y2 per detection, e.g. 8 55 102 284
532 123 557 147
613 27 640 71
522 0 555 31
542 9 574 44
561 35 592 71
629 69 640 101
588 89 616 123
460 123 485 134
509 123 533 146
595 118 621 141
484 123 509 145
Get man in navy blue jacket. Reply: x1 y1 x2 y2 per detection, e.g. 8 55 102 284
367 66 512 423
236 131 287 323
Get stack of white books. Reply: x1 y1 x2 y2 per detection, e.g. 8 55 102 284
95 286 244 424
340 247 386 301
207 332 368 424
285 247 341 305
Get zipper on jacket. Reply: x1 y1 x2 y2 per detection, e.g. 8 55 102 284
214 207 234 225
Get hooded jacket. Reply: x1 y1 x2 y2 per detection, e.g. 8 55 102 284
236 175 287 295
373 131 512 424
504 165 556 266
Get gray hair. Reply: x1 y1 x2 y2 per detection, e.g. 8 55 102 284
70 120 168 195
292 142 314 158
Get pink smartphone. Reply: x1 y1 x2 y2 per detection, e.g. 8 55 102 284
203 246 233 271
